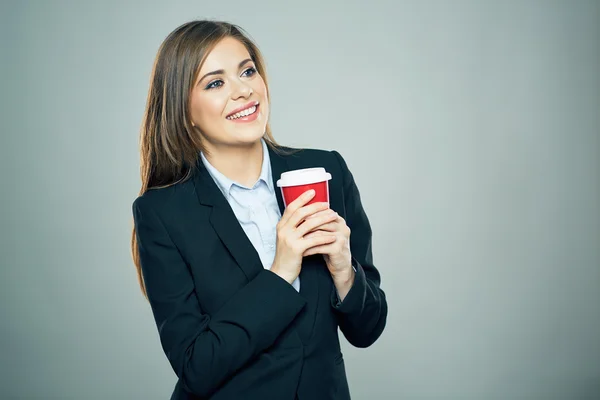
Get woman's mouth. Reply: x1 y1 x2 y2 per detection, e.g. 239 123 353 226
226 103 260 123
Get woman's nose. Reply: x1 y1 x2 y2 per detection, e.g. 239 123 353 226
232 81 253 98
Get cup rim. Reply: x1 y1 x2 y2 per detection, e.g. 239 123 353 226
277 167 332 187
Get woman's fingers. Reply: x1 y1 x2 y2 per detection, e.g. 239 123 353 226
303 233 337 252
278 189 316 226
296 209 338 237
304 221 337 234
303 229 331 239
303 240 336 257
291 202 331 228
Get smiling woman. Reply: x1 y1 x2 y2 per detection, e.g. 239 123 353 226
131 20 387 400
189 38 268 152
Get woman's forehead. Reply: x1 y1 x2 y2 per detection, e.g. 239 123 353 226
199 37 252 72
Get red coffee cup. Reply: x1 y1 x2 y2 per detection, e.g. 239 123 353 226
276 167 332 207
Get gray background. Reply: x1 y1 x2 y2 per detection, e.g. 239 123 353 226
1 0 599 399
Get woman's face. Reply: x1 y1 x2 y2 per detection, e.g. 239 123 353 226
189 37 269 149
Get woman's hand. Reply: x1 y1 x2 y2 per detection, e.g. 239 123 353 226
270 190 339 285
302 213 355 299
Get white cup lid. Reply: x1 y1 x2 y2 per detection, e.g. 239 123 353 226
277 167 332 187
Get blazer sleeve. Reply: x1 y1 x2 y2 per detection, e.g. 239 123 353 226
329 150 388 348
132 197 306 397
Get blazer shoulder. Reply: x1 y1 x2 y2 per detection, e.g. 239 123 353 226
280 145 342 165
132 175 196 215
281 145 330 157
289 146 351 173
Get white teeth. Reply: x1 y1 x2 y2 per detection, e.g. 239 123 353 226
227 105 257 120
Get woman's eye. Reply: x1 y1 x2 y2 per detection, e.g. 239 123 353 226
242 67 257 77
205 80 224 90
204 67 256 90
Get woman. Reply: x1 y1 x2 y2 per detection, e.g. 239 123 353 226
131 20 387 400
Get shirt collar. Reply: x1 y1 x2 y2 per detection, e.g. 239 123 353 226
200 138 274 200
260 138 275 193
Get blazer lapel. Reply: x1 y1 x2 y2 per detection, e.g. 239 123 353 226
192 157 264 282
267 144 288 216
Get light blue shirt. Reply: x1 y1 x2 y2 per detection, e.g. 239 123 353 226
200 138 301 292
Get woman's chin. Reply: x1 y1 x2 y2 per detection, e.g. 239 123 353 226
227 126 267 142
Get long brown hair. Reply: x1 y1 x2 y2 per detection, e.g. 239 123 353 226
131 20 293 299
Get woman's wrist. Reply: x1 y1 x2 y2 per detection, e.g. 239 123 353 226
270 264 296 284
332 267 355 302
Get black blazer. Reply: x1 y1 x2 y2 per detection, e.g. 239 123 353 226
132 144 387 400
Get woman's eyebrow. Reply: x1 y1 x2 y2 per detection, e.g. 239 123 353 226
198 58 253 84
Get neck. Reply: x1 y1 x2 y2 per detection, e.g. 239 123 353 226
202 139 264 187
